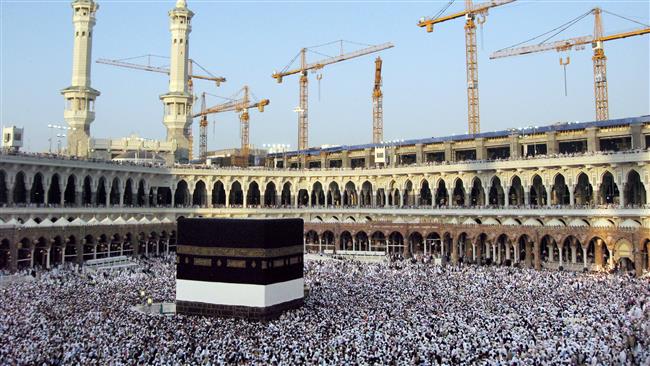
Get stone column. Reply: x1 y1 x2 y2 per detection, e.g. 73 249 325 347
75 190 83 206
524 189 530 206
595 239 603 269
571 242 577 264
10 244 18 273
451 237 458 265
447 188 452 207
569 186 575 207
525 241 533 268
582 246 588 269
546 187 552 207
534 240 541 270
484 188 489 207
504 186 510 207
505 243 511 260
243 190 248 208
619 187 626 207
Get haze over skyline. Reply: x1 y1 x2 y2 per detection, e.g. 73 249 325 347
1 0 648 154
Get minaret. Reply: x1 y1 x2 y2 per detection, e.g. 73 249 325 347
160 0 194 163
61 0 100 157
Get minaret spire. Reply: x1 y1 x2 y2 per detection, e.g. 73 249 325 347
160 0 194 163
61 0 100 157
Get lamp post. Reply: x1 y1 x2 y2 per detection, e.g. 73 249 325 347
56 134 66 154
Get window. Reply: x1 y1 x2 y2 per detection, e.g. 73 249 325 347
455 149 476 161
351 158 365 168
328 160 342 168
522 143 547 157
425 151 445 163
399 154 416 165
486 146 510 160
599 137 631 152
559 140 587 154
308 161 321 169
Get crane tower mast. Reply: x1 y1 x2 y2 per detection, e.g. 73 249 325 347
418 0 515 135
372 57 383 144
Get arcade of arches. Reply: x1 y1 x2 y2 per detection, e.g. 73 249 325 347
303 222 650 276
0 169 647 209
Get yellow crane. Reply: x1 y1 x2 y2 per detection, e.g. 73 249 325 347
97 54 226 159
372 57 383 144
272 40 394 150
193 86 269 164
490 8 650 121
418 0 515 135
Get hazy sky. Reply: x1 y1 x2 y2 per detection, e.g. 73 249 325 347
1 0 648 154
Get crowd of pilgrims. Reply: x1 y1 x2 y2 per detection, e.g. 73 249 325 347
1 255 648 365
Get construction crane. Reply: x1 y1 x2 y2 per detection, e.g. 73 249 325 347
193 86 269 163
97 54 226 160
372 57 383 144
272 40 394 150
96 55 226 86
418 0 515 135
490 8 650 121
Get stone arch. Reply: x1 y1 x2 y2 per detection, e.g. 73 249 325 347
529 174 546 206
305 230 319 252
212 180 226 206
327 181 341 206
624 170 646 206
0 238 9 270
0 170 7 205
360 181 373 207
30 172 45 204
599 171 619 205
387 231 404 255
573 172 593 206
47 173 62 205
82 175 93 205
281 182 292 206
425 232 442 258
63 174 76 206
375 188 386 207
435 179 448 206
174 180 190 207
96 176 108 206
321 231 335 252
311 181 325 207
109 177 121 205
192 180 208 207
136 179 147 207
12 171 28 204
408 231 424 256
229 181 244 206
452 178 465 206
509 175 524 206
247 181 261 207
123 178 134 206
355 231 369 251
469 177 484 206
419 179 432 206
340 231 353 251
264 181 277 206
551 173 570 206
157 187 172 206
488 176 504 206
297 188 309 207
370 231 386 253
343 181 358 206
540 235 556 263
402 180 414 207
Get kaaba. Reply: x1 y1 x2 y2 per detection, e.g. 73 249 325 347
175 218 304 320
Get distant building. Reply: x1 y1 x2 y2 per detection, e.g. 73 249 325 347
2 126 24 153
89 134 175 164
205 147 267 167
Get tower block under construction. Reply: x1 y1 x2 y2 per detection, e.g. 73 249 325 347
160 0 194 163
61 0 100 157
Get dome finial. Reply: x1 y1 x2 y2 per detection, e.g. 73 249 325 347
176 0 187 8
